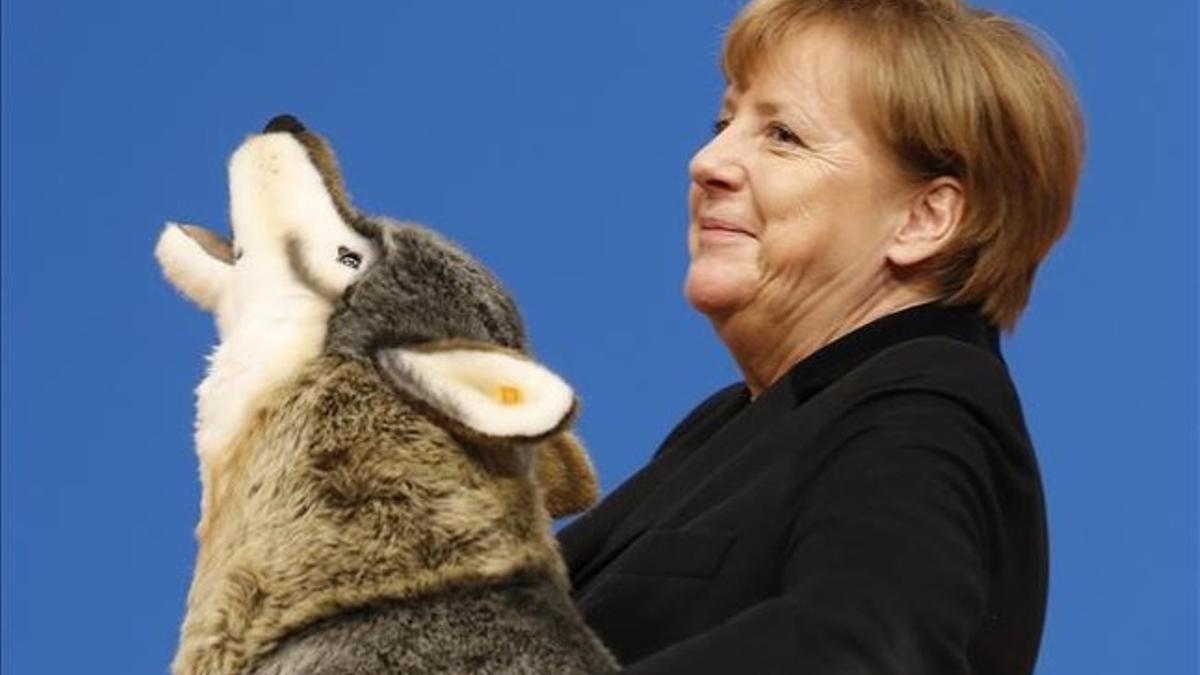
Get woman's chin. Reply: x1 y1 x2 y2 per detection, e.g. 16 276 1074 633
684 260 755 317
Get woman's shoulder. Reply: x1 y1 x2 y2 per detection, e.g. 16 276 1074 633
840 335 1022 413
815 336 1039 476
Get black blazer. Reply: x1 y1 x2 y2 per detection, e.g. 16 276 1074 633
559 304 1048 674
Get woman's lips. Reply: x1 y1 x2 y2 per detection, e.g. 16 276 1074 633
697 217 755 243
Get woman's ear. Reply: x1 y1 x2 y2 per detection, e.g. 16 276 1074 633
535 431 600 518
886 177 964 268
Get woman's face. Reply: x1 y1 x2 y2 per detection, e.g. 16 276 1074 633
685 25 910 325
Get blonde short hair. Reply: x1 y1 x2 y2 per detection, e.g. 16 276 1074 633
723 0 1085 329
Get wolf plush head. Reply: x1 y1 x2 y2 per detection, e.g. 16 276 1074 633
155 114 599 530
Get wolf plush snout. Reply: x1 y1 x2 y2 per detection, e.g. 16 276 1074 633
262 113 306 134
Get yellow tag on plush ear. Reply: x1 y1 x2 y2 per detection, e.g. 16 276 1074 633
496 385 523 405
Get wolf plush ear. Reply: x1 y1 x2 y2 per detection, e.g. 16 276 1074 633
375 342 577 447
535 431 601 518
155 222 234 311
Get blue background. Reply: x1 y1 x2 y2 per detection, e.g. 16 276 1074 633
2 1 1195 673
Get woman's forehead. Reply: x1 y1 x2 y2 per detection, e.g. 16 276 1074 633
722 29 859 121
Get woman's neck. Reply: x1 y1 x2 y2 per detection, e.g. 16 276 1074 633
713 284 937 398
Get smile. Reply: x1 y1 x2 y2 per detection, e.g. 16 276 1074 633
697 217 756 242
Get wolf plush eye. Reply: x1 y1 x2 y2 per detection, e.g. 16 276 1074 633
336 246 362 269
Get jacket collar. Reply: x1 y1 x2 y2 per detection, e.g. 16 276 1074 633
563 301 998 592
783 301 999 407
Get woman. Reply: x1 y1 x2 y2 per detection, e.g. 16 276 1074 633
558 0 1083 673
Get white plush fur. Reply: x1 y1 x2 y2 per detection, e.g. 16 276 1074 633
190 135 375 462
193 298 331 463
384 349 575 438
155 223 231 313
158 133 376 528
228 134 376 298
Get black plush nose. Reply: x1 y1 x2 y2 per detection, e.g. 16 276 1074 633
263 114 306 134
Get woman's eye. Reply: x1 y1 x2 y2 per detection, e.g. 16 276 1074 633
768 122 804 147
712 118 731 136
337 245 362 269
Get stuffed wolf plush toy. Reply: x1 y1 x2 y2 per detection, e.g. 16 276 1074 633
155 115 616 675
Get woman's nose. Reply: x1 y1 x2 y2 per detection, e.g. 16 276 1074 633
689 134 746 193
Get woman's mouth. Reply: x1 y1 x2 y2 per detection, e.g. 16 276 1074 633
697 217 756 243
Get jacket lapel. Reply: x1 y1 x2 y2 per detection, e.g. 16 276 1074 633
569 379 799 592
561 385 749 591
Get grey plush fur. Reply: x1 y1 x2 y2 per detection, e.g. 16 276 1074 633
327 223 528 357
161 117 615 675
253 576 616 675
